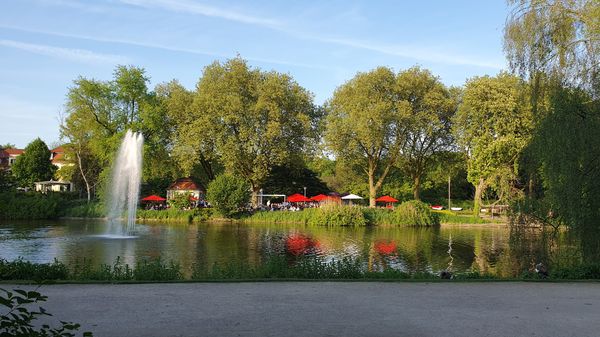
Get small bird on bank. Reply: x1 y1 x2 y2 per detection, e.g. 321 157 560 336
535 263 549 278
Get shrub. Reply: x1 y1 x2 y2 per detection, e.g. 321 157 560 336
136 208 213 223
307 204 367 227
0 192 66 220
167 192 193 210
206 174 250 218
0 287 93 336
133 259 182 281
0 259 69 281
62 200 106 218
394 200 439 226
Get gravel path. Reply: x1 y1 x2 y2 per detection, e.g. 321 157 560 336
4 282 600 337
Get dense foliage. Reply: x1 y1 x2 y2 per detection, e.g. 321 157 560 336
0 192 65 220
206 174 251 218
394 200 440 226
306 204 367 227
504 0 600 260
172 58 318 204
11 138 56 188
454 73 533 216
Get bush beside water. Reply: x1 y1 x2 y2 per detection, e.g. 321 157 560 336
0 192 65 220
393 200 440 226
62 200 106 218
0 258 183 282
248 201 439 226
137 208 213 223
306 204 367 227
1 257 599 281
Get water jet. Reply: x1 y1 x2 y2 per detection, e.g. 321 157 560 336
106 130 144 235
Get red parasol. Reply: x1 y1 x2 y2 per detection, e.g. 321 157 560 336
141 195 166 202
376 195 399 203
375 240 397 255
287 193 311 202
310 194 328 202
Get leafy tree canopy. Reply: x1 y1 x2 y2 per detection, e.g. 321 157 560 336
326 67 408 207
183 57 317 202
11 138 56 188
454 72 533 215
206 174 251 217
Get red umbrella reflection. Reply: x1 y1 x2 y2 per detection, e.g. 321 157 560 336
375 240 397 256
286 234 319 256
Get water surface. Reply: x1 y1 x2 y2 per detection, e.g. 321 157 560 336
0 219 576 277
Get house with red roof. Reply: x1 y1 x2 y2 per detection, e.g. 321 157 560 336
166 177 206 202
0 148 24 169
50 146 69 170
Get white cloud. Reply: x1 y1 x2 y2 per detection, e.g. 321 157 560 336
309 36 505 69
116 1 502 69
118 0 281 28
0 25 328 70
0 39 130 65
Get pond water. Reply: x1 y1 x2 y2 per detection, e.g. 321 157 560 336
0 219 578 277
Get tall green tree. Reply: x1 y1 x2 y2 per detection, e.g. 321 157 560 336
325 67 409 207
182 58 316 204
12 138 56 188
505 0 600 95
504 1 600 256
454 73 533 216
163 80 219 184
62 65 176 199
396 67 457 200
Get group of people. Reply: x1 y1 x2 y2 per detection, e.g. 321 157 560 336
264 200 321 212
143 199 211 211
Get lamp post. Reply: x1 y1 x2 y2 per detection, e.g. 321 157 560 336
303 186 307 197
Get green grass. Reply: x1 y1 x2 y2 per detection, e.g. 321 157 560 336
434 210 496 224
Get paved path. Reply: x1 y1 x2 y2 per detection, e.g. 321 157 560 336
4 282 600 337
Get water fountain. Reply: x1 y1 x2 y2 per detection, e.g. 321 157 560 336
105 130 144 236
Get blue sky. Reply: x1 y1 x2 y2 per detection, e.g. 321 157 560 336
0 0 508 148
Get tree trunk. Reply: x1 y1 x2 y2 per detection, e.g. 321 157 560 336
368 171 376 208
528 178 534 197
251 185 260 207
76 150 91 203
413 175 421 200
473 178 485 218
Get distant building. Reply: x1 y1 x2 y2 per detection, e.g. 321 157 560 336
35 180 74 193
0 148 24 169
166 177 205 201
50 146 68 170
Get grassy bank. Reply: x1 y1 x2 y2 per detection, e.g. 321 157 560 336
1 257 598 282
1 193 494 226
245 201 498 227
0 192 67 220
433 210 497 224
136 208 213 223
245 201 464 227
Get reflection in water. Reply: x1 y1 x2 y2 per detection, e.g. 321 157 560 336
0 219 586 277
